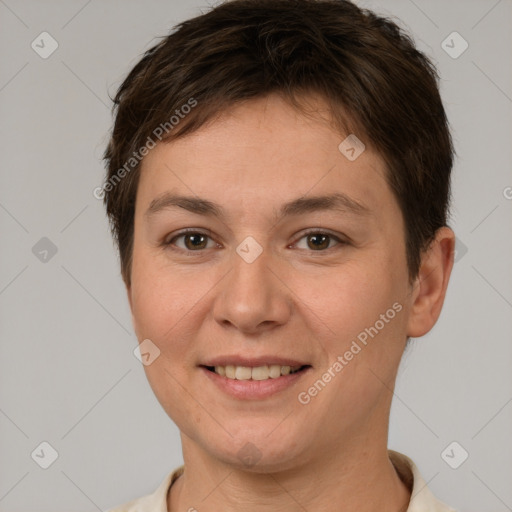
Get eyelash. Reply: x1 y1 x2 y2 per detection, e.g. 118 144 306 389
163 228 347 254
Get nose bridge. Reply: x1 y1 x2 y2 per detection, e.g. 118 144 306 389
213 237 290 333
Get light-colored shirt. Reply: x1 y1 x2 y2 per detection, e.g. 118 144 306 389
107 450 457 512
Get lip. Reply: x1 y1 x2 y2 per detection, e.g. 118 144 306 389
200 355 309 367
200 365 312 400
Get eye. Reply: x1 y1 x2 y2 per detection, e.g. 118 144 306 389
293 230 346 251
164 229 347 253
165 230 218 252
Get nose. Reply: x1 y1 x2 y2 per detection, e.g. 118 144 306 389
212 241 292 335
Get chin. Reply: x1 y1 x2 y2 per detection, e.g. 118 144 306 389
217 446 306 474
204 424 309 473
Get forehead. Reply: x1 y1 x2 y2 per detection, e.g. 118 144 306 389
136 94 394 221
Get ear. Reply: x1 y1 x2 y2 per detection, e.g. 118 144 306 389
406 227 455 338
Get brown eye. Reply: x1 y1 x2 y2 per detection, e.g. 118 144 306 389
166 231 216 251
182 233 208 250
294 231 345 251
306 233 331 250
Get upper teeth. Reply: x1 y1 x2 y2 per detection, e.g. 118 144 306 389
214 365 302 380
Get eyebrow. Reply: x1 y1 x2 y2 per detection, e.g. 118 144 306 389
145 191 372 221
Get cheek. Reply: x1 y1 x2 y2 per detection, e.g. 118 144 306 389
129 251 216 376
300 253 408 367
299 269 407 419
130 262 200 418
301 266 388 334
130 249 192 339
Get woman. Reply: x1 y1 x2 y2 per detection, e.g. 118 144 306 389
102 1 457 510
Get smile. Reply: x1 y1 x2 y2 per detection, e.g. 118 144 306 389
206 364 307 380
200 364 312 400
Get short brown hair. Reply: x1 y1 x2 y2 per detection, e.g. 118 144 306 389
102 0 454 287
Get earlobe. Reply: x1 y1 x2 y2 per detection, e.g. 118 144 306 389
406 227 455 338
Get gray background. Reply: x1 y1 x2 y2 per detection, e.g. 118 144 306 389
0 0 511 510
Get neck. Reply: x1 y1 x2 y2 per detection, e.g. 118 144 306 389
168 438 411 512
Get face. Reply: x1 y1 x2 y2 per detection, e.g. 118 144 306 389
127 93 418 472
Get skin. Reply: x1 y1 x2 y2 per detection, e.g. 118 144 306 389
126 93 455 512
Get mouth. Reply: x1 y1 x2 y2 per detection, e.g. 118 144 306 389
202 364 311 381
199 363 312 400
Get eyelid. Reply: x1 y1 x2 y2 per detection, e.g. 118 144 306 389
165 227 213 242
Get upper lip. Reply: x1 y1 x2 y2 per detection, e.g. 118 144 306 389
200 355 310 368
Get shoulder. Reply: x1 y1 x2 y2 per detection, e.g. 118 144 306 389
106 465 184 512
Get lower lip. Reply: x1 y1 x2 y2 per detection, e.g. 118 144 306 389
200 366 311 400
